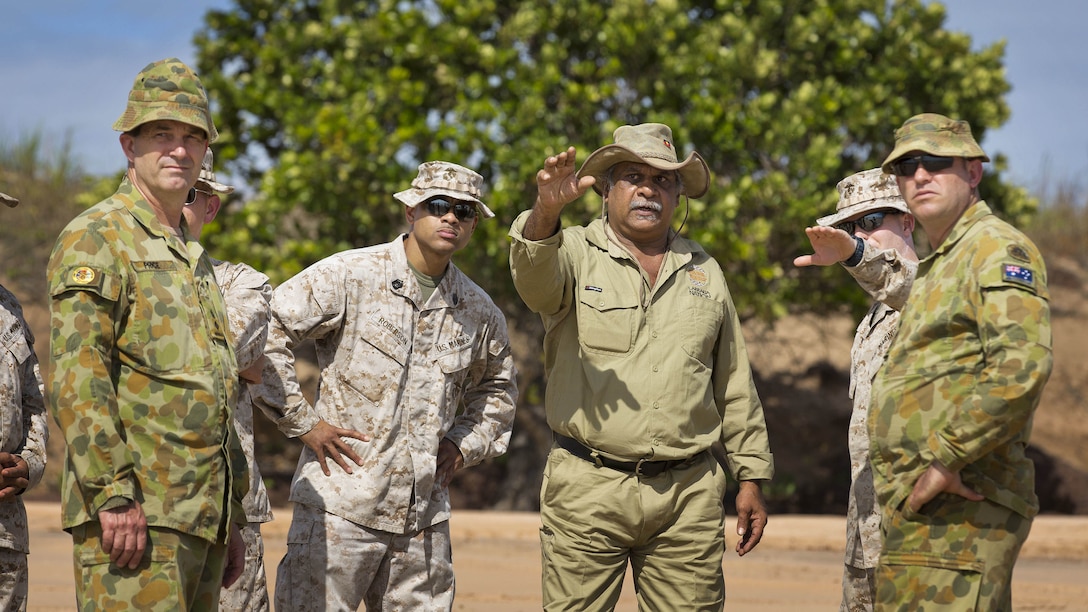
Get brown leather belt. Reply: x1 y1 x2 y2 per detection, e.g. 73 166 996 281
554 434 699 478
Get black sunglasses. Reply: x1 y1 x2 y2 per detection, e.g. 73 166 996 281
425 198 478 222
889 154 955 177
184 187 198 205
834 210 900 235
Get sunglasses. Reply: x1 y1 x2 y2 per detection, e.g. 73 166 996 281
183 186 215 206
889 154 955 177
425 198 478 222
834 210 900 235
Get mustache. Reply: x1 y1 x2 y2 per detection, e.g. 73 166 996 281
629 199 662 212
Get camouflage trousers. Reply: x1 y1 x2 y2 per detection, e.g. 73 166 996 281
218 522 269 611
71 522 228 611
875 495 1031 611
0 547 28 612
539 447 727 611
841 564 875 612
275 502 455 612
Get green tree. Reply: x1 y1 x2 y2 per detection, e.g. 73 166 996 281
193 0 1032 510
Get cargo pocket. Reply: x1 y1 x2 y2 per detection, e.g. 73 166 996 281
878 549 984 607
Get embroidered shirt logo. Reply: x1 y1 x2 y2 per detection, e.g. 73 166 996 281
687 266 708 287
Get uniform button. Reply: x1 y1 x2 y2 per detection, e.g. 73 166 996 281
652 366 659 372
651 331 658 338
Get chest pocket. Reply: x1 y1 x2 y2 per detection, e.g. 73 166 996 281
123 266 210 372
577 289 639 354
1 320 31 443
681 299 724 367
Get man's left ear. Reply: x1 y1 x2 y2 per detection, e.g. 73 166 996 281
204 194 222 222
967 158 984 188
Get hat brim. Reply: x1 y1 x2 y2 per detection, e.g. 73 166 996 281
112 102 219 142
577 145 710 198
880 140 990 173
816 196 912 227
197 177 235 195
393 187 495 219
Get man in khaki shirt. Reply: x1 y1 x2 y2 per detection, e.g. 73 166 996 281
509 123 774 611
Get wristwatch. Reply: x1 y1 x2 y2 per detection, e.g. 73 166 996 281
844 236 865 267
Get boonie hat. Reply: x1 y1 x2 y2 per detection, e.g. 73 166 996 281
577 123 710 198
817 168 910 227
881 112 988 173
393 161 494 218
197 149 235 194
113 58 219 142
1 192 17 208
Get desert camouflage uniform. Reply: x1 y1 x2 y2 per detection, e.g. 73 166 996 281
214 260 274 612
509 213 773 610
0 285 49 612
840 244 917 612
46 178 248 610
255 236 517 611
869 201 1052 610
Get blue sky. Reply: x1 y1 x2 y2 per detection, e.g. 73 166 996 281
3 0 1086 190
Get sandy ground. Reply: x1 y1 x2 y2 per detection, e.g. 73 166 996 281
22 502 1088 611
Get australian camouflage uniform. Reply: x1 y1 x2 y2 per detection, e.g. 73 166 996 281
869 200 1052 610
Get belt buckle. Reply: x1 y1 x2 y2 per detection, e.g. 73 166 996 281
634 457 648 477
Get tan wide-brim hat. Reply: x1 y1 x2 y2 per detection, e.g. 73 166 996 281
577 123 710 198
197 149 235 194
881 112 989 173
393 161 495 218
817 168 910 227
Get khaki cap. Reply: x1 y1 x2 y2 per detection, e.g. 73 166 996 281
393 161 494 218
817 168 910 227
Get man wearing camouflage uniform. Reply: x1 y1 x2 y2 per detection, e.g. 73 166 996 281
870 113 1053 610
45 58 248 610
256 161 518 611
794 168 918 611
181 150 275 612
0 191 49 612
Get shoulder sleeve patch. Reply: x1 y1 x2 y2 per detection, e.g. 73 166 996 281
51 265 121 301
1001 263 1036 289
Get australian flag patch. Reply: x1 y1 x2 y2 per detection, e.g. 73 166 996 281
1002 264 1035 288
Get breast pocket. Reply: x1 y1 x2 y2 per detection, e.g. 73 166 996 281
123 269 209 372
576 291 639 354
681 299 724 367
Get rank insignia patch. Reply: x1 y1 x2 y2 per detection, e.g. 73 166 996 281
1007 245 1031 263
1002 264 1035 288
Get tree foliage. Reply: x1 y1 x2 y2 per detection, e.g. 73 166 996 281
192 0 1034 509
195 0 1030 320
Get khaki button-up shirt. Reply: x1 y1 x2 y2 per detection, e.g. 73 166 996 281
509 212 772 481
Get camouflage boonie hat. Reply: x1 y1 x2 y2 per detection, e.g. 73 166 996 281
817 168 910 227
577 123 710 198
197 149 234 194
881 113 989 173
112 58 218 142
393 161 494 218
0 192 17 208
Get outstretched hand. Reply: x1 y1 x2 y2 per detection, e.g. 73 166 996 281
299 419 371 476
536 146 597 213
793 226 858 267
